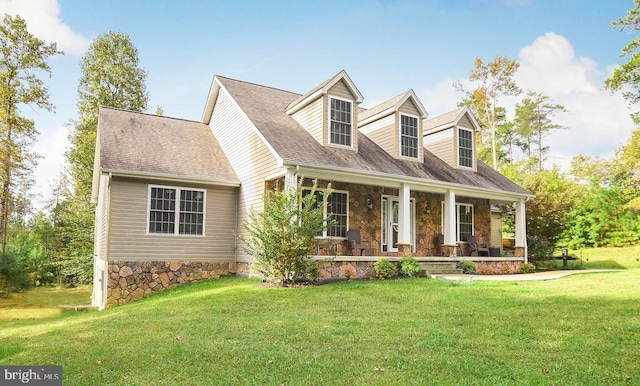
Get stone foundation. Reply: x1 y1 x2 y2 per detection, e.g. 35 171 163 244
106 260 235 307
475 261 522 275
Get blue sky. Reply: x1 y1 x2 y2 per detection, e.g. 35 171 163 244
0 0 636 210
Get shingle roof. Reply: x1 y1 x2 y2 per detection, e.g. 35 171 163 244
216 76 529 196
97 107 239 184
424 107 466 132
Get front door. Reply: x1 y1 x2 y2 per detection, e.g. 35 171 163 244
382 196 415 253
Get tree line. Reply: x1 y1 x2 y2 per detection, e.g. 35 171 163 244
2 1 640 292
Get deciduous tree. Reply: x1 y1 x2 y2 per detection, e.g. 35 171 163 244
456 55 521 169
0 14 61 252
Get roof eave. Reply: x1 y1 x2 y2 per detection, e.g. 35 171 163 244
100 169 241 188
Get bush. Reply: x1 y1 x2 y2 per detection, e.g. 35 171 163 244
457 260 477 274
399 257 421 277
520 263 536 273
374 258 395 279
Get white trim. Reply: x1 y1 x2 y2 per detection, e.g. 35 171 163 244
456 126 475 170
441 200 474 243
100 169 240 187
399 113 420 160
328 95 355 148
290 163 533 201
146 184 207 237
381 195 415 253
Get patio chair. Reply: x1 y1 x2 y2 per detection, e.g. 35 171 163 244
346 229 369 256
467 235 490 257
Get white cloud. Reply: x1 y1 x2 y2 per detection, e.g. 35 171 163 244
418 77 461 117
515 32 635 169
0 0 90 56
32 124 69 210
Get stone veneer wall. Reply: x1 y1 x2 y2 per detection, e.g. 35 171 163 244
475 261 523 275
106 260 235 307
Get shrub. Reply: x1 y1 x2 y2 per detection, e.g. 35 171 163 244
457 260 477 274
374 258 395 279
399 257 421 277
240 180 329 286
520 263 536 273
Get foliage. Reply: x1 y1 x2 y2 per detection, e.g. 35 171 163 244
520 167 575 263
513 91 566 171
56 32 149 285
457 260 477 274
373 258 395 279
0 14 61 251
241 181 328 286
456 55 521 169
605 0 640 120
520 263 536 273
0 251 28 293
399 257 420 277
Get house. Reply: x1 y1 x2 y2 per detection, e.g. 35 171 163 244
91 70 532 309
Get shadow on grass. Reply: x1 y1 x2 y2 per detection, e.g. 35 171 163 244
582 259 627 269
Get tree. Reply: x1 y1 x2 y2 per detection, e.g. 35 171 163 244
605 0 640 120
456 55 521 169
58 32 148 284
240 181 328 286
513 92 566 171
0 14 61 252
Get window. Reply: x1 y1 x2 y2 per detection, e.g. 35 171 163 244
148 186 205 236
400 114 419 158
441 202 474 242
302 188 348 238
457 203 473 242
329 97 352 147
458 127 474 168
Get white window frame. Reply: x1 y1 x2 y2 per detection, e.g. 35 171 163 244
399 113 420 159
441 202 474 243
381 195 416 253
328 96 354 148
457 127 474 169
147 184 206 237
302 188 349 238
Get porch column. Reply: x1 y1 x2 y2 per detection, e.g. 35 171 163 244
397 183 412 255
443 189 457 247
515 198 528 262
283 167 297 192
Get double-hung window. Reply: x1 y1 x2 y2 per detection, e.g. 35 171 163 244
148 185 205 236
458 127 474 168
302 188 348 238
400 114 419 158
441 202 474 242
329 97 352 147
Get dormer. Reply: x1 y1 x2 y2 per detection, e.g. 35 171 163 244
423 107 480 171
358 90 428 162
286 70 364 151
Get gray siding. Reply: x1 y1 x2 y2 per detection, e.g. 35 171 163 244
398 99 421 117
424 128 454 166
108 178 237 260
292 96 323 144
361 114 395 156
210 87 280 262
458 114 474 129
327 79 354 100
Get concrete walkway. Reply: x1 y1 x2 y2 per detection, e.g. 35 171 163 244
433 269 618 282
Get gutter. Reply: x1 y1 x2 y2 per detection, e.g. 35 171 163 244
100 169 241 188
283 161 533 201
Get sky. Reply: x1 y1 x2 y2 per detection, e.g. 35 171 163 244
0 0 637 211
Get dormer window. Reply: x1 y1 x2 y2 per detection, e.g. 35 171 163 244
400 114 419 159
458 127 474 168
329 97 352 147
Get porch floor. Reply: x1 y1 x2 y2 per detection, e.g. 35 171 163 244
312 255 526 262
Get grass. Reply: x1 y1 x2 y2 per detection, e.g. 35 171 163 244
0 285 92 321
536 244 640 270
1 272 639 385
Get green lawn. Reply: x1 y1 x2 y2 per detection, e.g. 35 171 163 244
537 244 640 270
1 271 638 385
